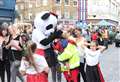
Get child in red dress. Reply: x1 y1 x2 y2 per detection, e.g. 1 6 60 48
19 41 49 82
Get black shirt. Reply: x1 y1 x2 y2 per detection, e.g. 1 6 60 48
11 35 22 61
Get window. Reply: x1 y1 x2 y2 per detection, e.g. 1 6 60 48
73 11 78 19
73 0 77 6
64 11 70 19
93 0 98 5
20 4 24 9
42 0 48 6
36 1 40 7
20 15 23 20
55 0 61 5
35 0 42 7
29 4 32 8
28 13 32 20
64 0 69 5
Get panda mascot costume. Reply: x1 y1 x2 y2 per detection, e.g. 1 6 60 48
32 11 62 82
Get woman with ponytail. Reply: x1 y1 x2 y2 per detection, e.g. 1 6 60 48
19 41 49 82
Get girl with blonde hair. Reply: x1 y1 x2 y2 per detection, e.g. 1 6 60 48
19 41 49 82
82 41 106 82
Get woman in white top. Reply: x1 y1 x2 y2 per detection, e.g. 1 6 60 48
83 41 106 82
75 28 87 82
19 41 49 82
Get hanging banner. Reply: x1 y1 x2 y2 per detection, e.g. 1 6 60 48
78 0 87 29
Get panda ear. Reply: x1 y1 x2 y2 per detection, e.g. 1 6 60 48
50 12 58 19
41 13 50 20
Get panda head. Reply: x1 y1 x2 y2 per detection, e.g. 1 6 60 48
34 11 58 36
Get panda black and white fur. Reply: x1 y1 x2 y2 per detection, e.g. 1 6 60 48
32 11 62 67
32 11 62 49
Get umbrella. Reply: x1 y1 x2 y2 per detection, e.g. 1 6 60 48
97 19 114 26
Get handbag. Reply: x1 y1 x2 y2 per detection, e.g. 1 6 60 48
11 51 21 67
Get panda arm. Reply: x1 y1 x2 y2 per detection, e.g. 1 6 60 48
40 34 55 46
40 30 63 46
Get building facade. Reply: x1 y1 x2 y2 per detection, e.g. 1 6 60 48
0 0 16 24
16 0 120 26
16 0 78 24
87 0 120 26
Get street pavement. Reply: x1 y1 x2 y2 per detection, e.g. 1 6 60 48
1 44 120 82
100 44 120 82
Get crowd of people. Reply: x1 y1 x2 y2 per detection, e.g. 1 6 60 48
0 21 119 82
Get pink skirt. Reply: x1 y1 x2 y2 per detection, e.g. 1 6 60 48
26 72 48 82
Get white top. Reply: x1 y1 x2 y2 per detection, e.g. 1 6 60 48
84 47 101 66
77 39 85 56
19 54 48 74
11 40 20 50
77 37 86 63
32 29 50 49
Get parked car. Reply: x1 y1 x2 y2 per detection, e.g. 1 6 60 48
115 31 120 47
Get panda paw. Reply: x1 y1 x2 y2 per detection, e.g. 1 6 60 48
54 30 63 38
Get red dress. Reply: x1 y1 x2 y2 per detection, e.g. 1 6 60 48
27 72 48 82
26 49 48 82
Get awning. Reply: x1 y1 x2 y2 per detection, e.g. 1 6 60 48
97 19 114 26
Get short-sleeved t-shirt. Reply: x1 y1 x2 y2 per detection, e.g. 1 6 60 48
84 47 101 66
19 54 48 74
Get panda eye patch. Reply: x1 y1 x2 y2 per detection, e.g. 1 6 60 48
41 13 50 20
46 24 53 30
